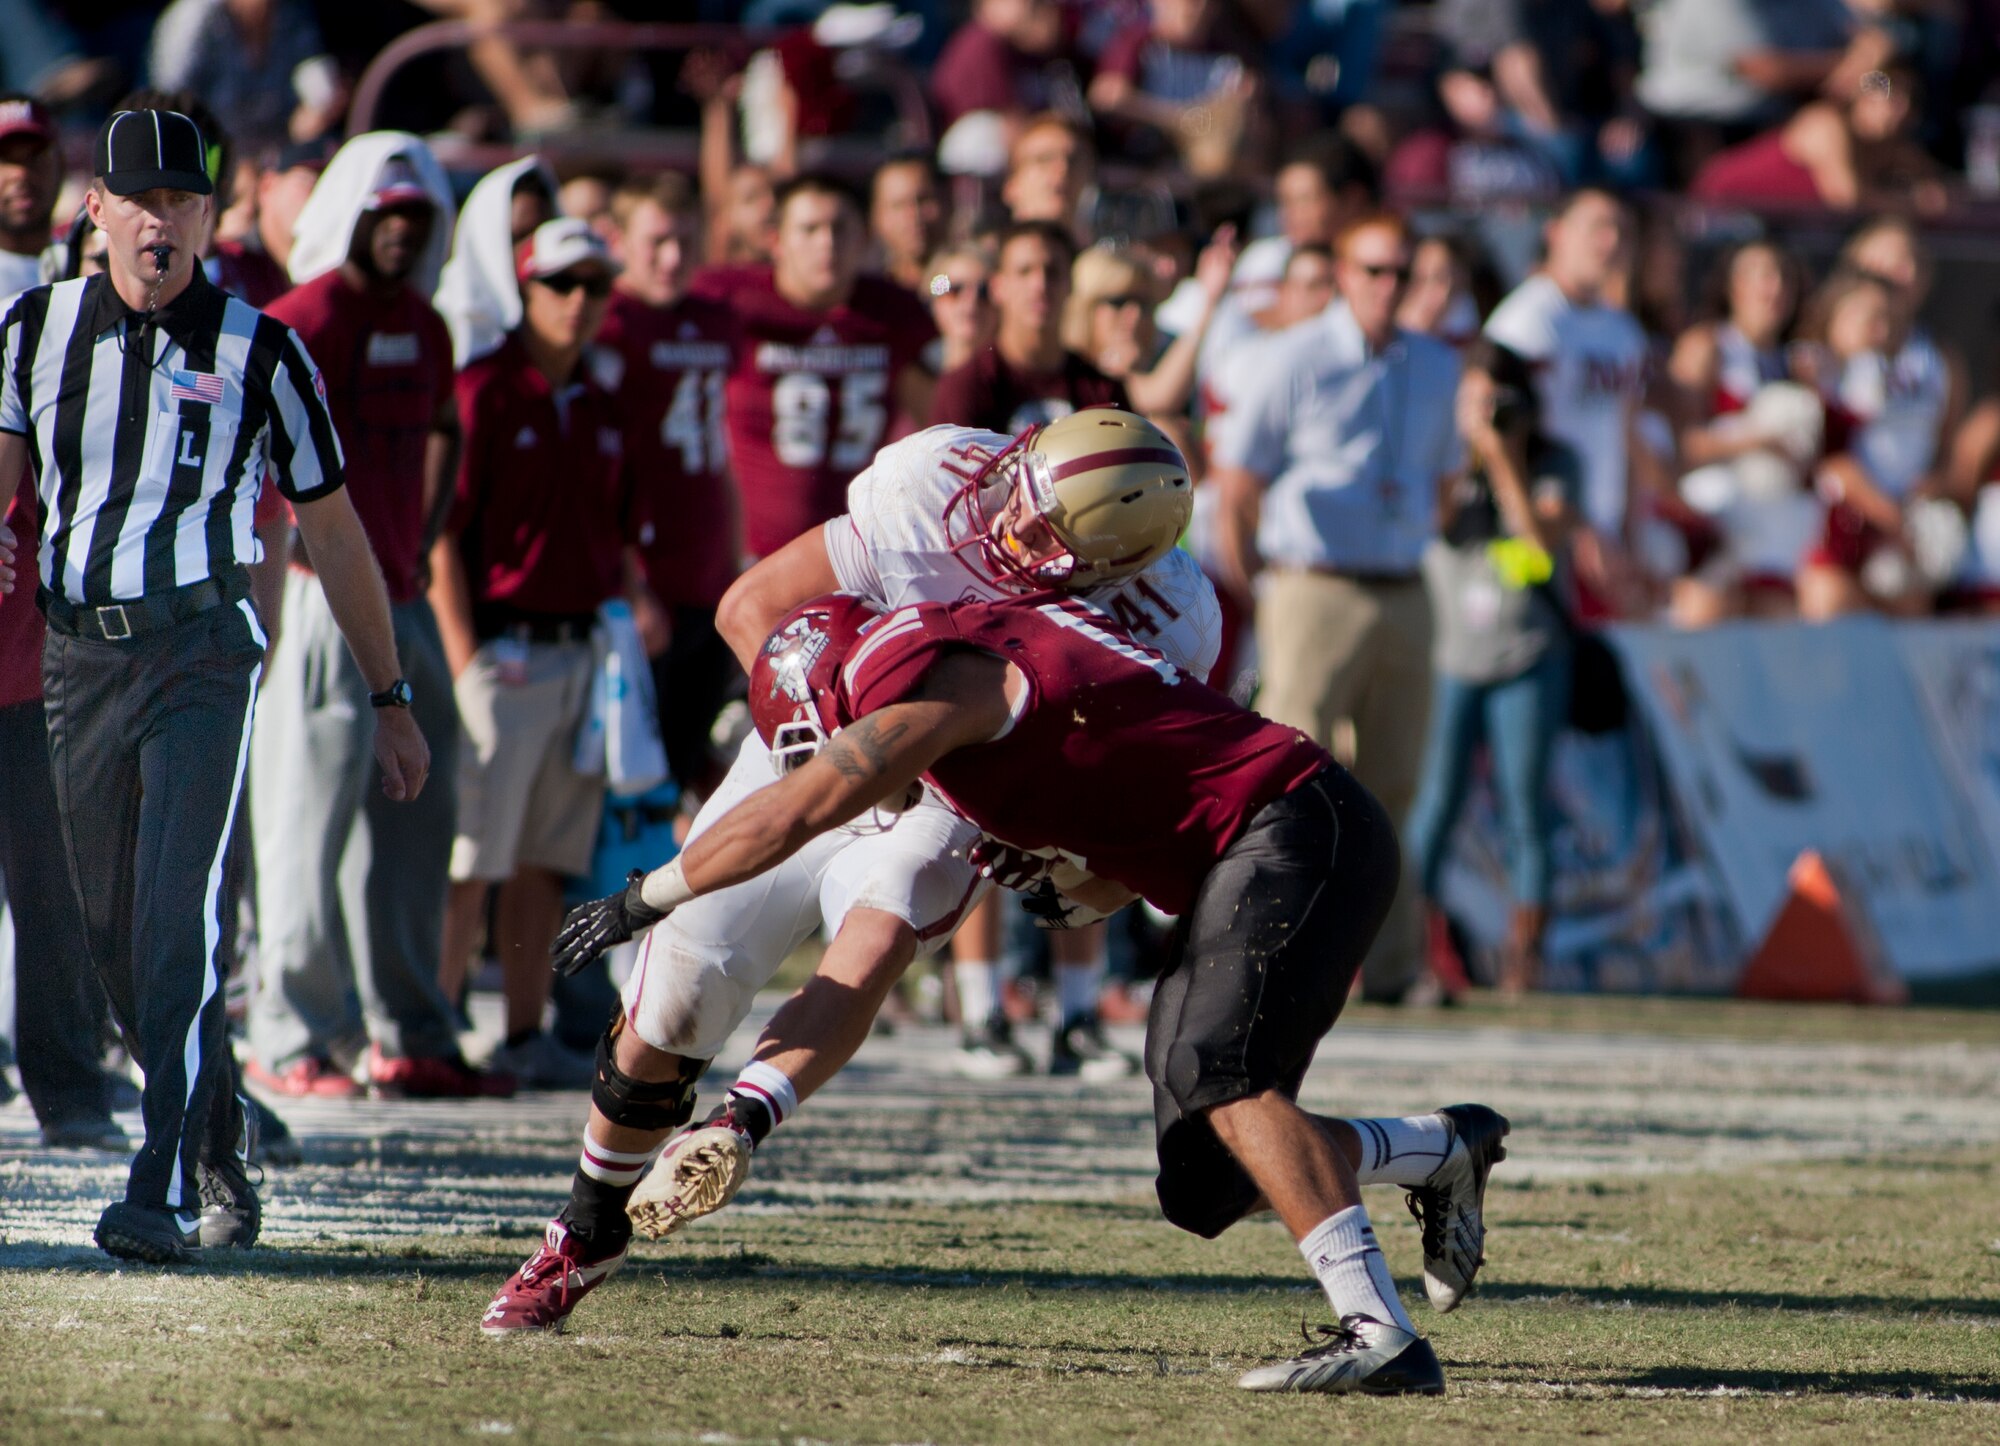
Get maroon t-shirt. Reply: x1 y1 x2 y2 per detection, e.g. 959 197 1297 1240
928 347 1128 435
448 335 636 621
209 238 292 309
839 594 1329 913
267 271 455 602
596 290 741 608
691 265 935 560
930 21 1054 127
0 489 43 709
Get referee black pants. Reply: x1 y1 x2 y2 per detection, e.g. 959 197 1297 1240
41 600 264 1216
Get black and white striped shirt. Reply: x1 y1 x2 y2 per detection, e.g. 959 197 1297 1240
0 269 344 605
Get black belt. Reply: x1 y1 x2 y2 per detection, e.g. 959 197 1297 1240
475 610 597 646
1297 566 1422 586
41 577 241 642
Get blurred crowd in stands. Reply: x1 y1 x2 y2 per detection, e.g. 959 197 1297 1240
6 0 2000 1128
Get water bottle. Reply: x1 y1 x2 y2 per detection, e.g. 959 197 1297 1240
1967 104 2000 197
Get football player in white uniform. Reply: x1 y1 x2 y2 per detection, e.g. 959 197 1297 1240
481 411 1214 1331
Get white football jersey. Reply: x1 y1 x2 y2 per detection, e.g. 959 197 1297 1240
1485 274 1648 536
828 424 1223 681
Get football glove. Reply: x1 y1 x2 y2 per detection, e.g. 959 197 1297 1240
551 869 667 977
967 837 1054 891
1020 879 1118 931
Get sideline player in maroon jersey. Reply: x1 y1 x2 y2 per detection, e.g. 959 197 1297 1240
598 172 741 793
693 174 935 563
513 593 1509 1395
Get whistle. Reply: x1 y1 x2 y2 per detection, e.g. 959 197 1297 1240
147 244 171 274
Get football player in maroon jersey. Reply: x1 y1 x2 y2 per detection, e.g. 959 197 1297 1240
599 173 741 793
516 592 1508 1395
693 174 936 563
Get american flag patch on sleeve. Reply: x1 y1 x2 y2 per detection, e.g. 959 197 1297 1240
170 369 225 404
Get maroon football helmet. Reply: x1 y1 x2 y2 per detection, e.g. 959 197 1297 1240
748 593 883 774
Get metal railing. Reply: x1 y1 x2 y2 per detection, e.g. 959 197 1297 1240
347 19 932 166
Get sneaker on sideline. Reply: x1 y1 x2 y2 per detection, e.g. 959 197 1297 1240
487 1032 595 1091
1048 1014 1139 1081
244 1055 360 1099
368 1045 517 1099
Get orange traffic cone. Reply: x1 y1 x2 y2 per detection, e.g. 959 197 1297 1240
1735 850 1908 1005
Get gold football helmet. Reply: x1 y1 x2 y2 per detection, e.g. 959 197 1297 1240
946 408 1194 589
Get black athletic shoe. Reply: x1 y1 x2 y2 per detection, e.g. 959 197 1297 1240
952 1018 1033 1079
95 1201 201 1264
1406 1103 1510 1312
1236 1315 1447 1395
197 1100 263 1249
1048 1014 1140 1081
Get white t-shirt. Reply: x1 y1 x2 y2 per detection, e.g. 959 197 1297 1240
0 249 44 311
825 424 1223 681
1485 274 1648 534
1837 331 1950 501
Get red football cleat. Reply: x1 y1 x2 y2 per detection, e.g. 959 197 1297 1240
480 1219 626 1335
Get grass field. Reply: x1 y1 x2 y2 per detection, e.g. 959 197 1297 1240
3 993 1997 1444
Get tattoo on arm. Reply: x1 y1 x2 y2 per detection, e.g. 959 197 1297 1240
821 714 911 782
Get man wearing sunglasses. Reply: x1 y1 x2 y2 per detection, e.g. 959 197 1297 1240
1210 211 1462 1007
429 217 646 1089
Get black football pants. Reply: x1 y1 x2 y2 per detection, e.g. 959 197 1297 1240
42 600 263 1216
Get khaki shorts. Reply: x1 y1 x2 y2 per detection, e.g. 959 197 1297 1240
450 638 603 882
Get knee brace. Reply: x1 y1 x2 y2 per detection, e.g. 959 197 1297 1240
591 1011 707 1133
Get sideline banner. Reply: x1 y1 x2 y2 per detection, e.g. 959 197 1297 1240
1435 723 1739 994
1610 618 2000 984
1897 621 2000 884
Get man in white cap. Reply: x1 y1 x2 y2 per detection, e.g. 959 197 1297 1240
249 148 511 1100
429 218 645 1087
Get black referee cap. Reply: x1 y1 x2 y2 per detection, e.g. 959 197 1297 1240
93 109 214 197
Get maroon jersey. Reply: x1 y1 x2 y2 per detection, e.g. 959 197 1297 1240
692 265 935 559
839 594 1329 913
596 291 741 608
267 271 456 602
928 347 1128 434
448 335 637 619
0 489 43 709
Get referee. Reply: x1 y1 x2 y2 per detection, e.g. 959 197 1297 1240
0 108 429 1264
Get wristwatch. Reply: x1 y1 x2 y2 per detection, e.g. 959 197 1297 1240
370 679 414 709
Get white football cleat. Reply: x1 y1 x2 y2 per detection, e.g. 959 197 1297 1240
626 1107 756 1241
1236 1315 1446 1395
1406 1102 1510 1312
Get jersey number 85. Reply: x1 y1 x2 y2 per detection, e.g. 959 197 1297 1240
773 371 888 470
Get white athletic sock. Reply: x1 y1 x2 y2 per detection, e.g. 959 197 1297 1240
1344 1114 1454 1187
1300 1205 1416 1333
577 1126 664 1187
955 959 1000 1028
727 1058 798 1140
1055 956 1107 1026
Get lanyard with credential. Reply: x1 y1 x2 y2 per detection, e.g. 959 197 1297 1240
1369 341 1405 532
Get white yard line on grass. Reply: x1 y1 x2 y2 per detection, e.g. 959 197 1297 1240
2 1005 1996 1248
